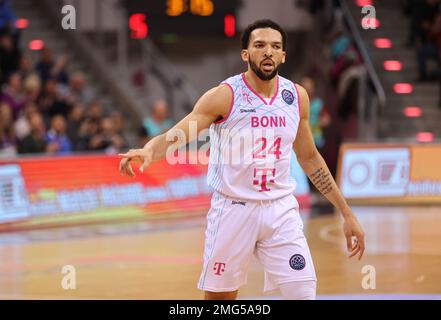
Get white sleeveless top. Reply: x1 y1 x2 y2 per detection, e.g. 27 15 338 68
207 73 301 200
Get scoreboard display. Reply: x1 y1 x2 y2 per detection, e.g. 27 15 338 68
123 0 242 38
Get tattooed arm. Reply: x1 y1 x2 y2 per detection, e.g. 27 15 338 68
292 84 365 260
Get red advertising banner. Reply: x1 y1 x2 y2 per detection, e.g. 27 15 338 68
0 154 211 231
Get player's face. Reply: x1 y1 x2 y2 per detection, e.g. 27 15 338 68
242 28 286 81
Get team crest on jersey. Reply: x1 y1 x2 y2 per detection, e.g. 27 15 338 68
242 92 254 104
281 89 294 105
289 254 306 270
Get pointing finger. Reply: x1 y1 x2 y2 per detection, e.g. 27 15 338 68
126 161 135 177
349 244 360 258
358 240 365 260
346 235 353 252
119 158 127 176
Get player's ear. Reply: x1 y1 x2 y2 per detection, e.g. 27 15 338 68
241 49 249 62
281 51 286 64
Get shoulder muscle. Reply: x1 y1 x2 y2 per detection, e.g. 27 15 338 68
193 84 233 122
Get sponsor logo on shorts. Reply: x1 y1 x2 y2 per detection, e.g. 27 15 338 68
231 200 246 206
289 254 306 270
213 262 226 275
282 89 294 105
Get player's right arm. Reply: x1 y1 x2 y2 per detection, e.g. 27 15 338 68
118 84 232 177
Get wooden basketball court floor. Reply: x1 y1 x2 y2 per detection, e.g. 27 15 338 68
0 205 440 300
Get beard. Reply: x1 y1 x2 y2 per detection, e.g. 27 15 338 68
249 56 280 81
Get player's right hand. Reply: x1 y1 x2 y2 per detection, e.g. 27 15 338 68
118 148 152 177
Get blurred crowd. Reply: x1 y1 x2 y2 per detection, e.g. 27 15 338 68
404 0 441 106
0 1 132 157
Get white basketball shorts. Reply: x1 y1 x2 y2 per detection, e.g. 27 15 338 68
197 191 317 293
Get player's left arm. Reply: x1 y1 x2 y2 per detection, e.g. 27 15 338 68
293 84 365 260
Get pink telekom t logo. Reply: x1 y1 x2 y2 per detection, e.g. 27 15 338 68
253 168 276 192
213 262 226 276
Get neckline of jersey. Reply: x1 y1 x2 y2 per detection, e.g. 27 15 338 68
241 72 279 106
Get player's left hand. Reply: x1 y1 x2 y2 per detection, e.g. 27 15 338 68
342 212 365 260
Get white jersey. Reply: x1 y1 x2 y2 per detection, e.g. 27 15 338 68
207 73 301 200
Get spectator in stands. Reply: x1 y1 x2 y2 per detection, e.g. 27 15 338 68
14 103 39 140
417 3 441 81
45 115 72 154
35 47 55 83
89 116 125 154
17 54 32 80
329 31 362 85
76 116 99 151
62 71 94 106
142 99 174 137
301 76 330 151
0 0 16 35
413 0 440 46
0 101 15 155
85 100 103 122
0 72 25 119
52 54 69 85
328 30 365 141
110 111 124 134
404 0 417 46
37 78 71 119
69 101 103 151
0 32 20 85
17 112 46 154
66 103 88 151
110 110 128 146
34 50 69 85
23 73 41 105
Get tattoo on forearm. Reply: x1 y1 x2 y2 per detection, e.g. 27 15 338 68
310 167 333 195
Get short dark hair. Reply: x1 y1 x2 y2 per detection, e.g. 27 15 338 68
241 19 287 50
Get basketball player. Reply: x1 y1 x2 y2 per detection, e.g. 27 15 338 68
118 19 365 300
